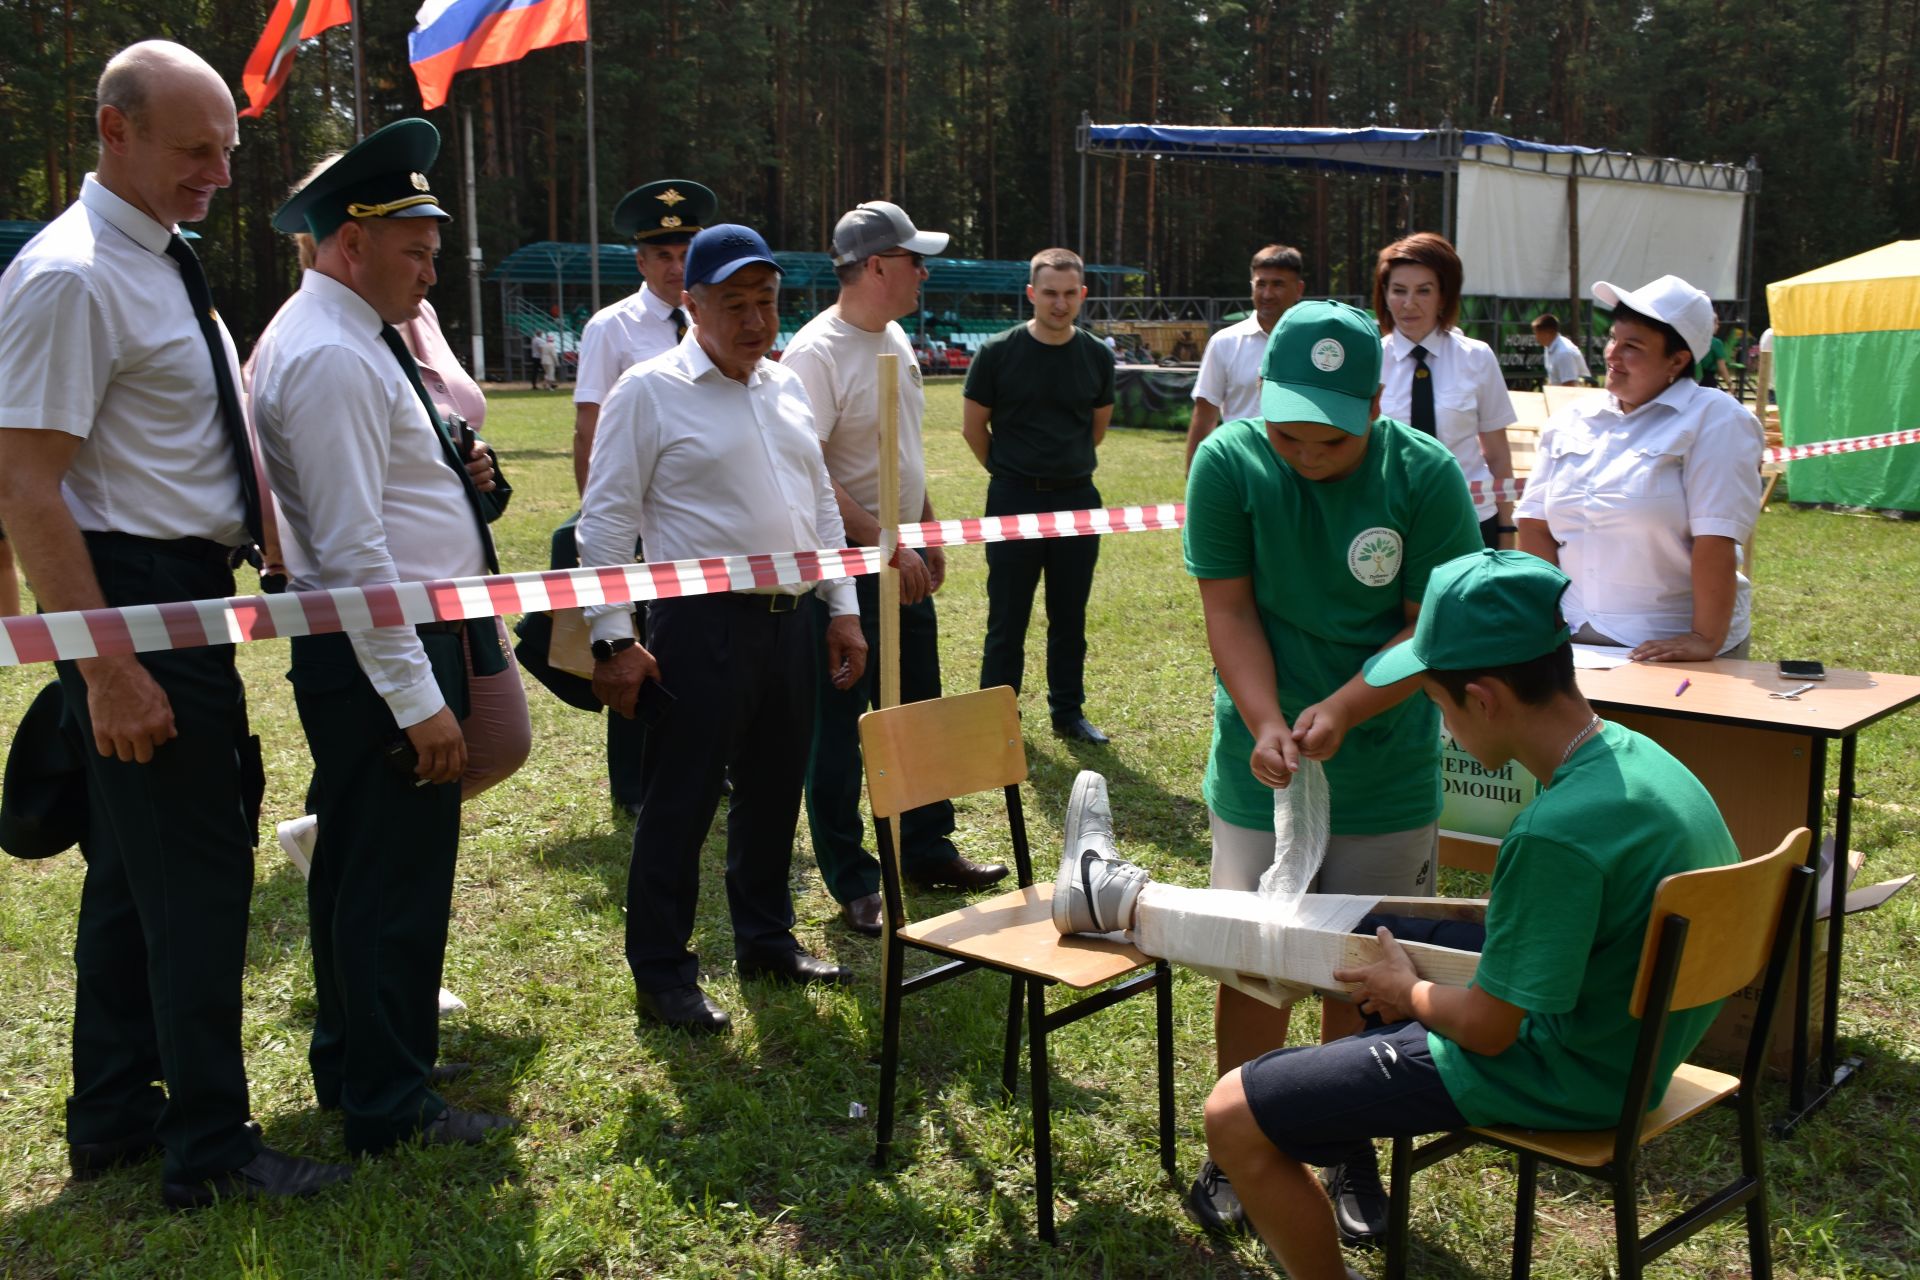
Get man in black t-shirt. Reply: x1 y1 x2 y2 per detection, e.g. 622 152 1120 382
961 247 1117 744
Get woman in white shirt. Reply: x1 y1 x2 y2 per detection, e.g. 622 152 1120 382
1373 232 1519 549
1515 275 1763 660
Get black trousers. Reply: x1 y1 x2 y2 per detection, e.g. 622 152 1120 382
56 539 263 1182
979 476 1102 720
290 628 466 1154
804 571 957 905
625 593 814 993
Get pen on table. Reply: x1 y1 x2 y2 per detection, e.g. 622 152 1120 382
1674 678 1691 698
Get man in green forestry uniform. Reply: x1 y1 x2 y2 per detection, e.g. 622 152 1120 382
249 119 515 1155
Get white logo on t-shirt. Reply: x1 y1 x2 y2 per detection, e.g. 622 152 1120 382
1347 527 1403 587
1311 338 1345 372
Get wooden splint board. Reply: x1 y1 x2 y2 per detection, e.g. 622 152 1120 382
1141 891 1487 1010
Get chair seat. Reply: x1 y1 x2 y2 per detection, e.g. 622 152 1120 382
897 882 1152 990
1469 1061 1740 1167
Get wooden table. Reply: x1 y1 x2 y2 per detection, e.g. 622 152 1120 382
1576 657 1920 1130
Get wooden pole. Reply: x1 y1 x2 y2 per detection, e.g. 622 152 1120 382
877 353 904 914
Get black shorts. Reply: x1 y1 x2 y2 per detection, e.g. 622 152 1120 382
1241 1021 1469 1167
1240 911 1485 1166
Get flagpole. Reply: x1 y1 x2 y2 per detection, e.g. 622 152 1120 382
349 0 367 141
584 0 601 312
464 106 487 379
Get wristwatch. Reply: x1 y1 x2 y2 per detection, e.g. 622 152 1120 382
591 637 637 664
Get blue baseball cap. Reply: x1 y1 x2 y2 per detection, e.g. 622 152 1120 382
685 224 783 287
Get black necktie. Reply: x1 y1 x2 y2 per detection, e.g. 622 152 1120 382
164 235 264 549
1410 344 1437 437
670 307 689 342
378 324 500 576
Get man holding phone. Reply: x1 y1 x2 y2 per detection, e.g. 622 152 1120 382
579 223 868 1035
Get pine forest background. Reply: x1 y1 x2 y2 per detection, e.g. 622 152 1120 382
3 0 1919 360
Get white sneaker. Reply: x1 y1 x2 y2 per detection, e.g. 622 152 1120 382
1051 771 1149 936
438 988 467 1016
276 814 318 879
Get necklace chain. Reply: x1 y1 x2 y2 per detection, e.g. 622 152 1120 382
1561 713 1602 766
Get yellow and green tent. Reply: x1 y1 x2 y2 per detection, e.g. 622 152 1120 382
1767 241 1920 512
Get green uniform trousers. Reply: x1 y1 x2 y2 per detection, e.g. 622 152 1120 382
290 626 466 1154
804 570 958 905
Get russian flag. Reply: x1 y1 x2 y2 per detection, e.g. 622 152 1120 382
409 0 589 111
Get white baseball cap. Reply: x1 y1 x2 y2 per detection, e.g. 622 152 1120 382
831 201 949 266
1591 275 1716 362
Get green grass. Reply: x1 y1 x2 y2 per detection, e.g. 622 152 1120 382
2 384 1918 1277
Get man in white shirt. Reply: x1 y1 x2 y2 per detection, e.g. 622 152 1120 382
1185 244 1306 469
579 224 869 1034
250 119 515 1156
784 201 1009 939
1531 313 1590 386
544 180 716 819
0 40 350 1207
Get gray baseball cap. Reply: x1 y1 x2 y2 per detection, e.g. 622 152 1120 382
831 200 949 266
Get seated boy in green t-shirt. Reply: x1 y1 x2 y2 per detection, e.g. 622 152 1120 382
1053 548 1737 1278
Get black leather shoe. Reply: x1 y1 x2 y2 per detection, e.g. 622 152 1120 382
1052 716 1110 745
69 1132 161 1180
420 1107 517 1147
842 892 884 937
162 1147 353 1210
637 984 732 1034
906 855 1011 891
738 948 854 986
1322 1155 1389 1247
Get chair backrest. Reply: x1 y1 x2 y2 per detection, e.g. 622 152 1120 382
1629 827 1809 1018
859 686 1028 820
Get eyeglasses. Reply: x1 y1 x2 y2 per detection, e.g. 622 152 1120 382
875 251 926 269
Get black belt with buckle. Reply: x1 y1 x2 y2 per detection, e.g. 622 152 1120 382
753 592 802 613
82 529 248 569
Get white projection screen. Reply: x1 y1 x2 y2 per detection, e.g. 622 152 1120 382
1456 151 1746 300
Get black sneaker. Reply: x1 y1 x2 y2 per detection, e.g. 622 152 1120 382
1321 1152 1389 1247
1186 1158 1248 1235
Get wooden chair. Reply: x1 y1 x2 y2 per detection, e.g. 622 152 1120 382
1384 828 1814 1279
859 686 1176 1243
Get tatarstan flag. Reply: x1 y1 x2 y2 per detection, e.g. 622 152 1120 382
409 0 589 112
239 0 354 120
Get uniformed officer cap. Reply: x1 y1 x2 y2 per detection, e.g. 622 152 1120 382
613 179 717 244
273 118 453 241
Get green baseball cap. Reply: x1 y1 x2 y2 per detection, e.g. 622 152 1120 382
1363 550 1573 686
1259 299 1383 435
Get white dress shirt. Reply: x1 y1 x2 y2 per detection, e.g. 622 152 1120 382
780 306 928 524
578 335 855 643
249 271 488 727
1514 377 1762 651
1542 333 1591 385
1380 327 1518 519
1192 315 1273 422
573 283 684 406
0 175 247 545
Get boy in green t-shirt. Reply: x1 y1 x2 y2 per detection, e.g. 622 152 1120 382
1055 549 1737 1278
1182 298 1482 1234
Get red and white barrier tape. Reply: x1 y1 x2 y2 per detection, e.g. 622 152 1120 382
1762 426 1920 464
0 503 1185 667
1464 427 1920 502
